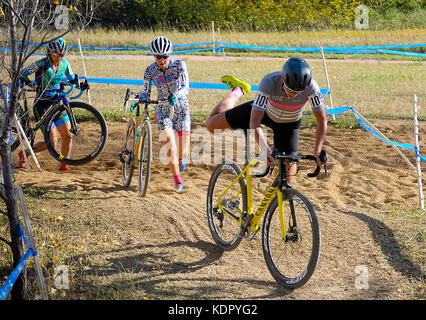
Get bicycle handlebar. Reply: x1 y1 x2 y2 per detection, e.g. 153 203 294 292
21 78 87 100
253 150 328 178
122 88 167 115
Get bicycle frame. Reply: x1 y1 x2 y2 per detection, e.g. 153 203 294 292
132 103 150 164
26 83 83 136
217 157 289 238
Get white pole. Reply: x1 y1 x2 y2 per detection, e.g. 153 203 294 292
77 37 91 104
353 109 415 169
14 114 41 170
212 21 215 53
217 27 226 58
413 94 424 209
15 186 49 300
376 25 380 64
320 47 335 121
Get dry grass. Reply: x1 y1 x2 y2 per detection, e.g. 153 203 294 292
74 28 426 49
57 56 426 120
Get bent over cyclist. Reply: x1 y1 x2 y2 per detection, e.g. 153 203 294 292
139 36 191 193
18 37 88 171
206 57 327 181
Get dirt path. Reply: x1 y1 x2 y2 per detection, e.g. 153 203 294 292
14 119 425 300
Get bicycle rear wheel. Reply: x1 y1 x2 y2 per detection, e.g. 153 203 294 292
44 101 108 165
138 122 152 197
122 119 136 187
262 188 320 289
206 161 247 251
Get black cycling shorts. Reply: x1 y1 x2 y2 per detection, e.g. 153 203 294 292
224 100 301 154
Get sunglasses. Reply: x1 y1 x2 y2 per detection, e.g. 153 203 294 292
155 55 170 60
283 81 302 94
51 53 65 58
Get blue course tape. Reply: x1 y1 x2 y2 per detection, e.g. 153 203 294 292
0 248 34 300
0 224 37 300
326 106 426 162
5 42 425 57
86 77 331 96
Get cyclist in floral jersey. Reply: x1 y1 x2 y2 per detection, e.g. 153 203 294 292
139 36 191 193
18 37 86 171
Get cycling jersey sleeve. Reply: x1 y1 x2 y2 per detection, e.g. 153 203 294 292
307 80 325 112
175 60 189 99
142 66 153 98
252 91 269 112
19 59 44 85
64 60 75 82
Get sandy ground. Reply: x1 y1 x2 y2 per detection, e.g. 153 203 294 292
13 117 426 300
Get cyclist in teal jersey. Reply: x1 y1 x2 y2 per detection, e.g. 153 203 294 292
18 37 87 171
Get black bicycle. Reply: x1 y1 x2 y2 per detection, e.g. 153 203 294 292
12 79 108 166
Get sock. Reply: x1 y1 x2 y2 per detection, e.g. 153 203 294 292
173 173 182 185
228 87 244 100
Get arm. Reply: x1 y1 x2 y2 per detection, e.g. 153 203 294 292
313 109 328 166
19 61 40 88
142 67 153 99
174 60 189 99
65 62 75 82
250 108 273 165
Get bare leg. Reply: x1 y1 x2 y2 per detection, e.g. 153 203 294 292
205 94 238 133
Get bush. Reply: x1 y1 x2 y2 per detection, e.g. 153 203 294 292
92 0 425 31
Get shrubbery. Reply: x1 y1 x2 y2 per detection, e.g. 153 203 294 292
93 0 425 30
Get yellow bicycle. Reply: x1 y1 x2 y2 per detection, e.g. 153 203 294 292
119 89 166 197
207 150 327 288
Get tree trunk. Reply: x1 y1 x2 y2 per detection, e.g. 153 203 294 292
0 145 26 300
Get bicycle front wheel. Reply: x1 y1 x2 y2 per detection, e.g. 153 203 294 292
262 189 320 289
206 161 247 251
44 101 108 165
138 122 152 197
122 119 136 187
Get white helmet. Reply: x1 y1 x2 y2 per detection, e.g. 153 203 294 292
150 36 173 55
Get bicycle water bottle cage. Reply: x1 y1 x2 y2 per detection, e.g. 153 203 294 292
130 102 136 113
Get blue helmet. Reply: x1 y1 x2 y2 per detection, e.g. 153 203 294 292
47 37 69 56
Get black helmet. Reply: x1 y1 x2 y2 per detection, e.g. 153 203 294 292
282 57 312 92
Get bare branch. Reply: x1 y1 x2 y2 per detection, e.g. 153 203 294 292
0 236 11 247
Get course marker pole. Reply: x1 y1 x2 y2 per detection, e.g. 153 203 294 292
212 21 215 53
217 27 225 58
14 114 41 170
15 186 48 299
77 37 91 104
413 94 424 209
320 47 335 121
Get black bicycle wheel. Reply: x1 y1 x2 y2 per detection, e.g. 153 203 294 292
206 161 247 251
262 189 320 289
11 104 32 152
122 119 136 187
44 101 108 165
138 122 152 197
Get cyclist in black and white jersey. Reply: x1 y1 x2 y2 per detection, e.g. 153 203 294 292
139 36 191 193
206 57 328 181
